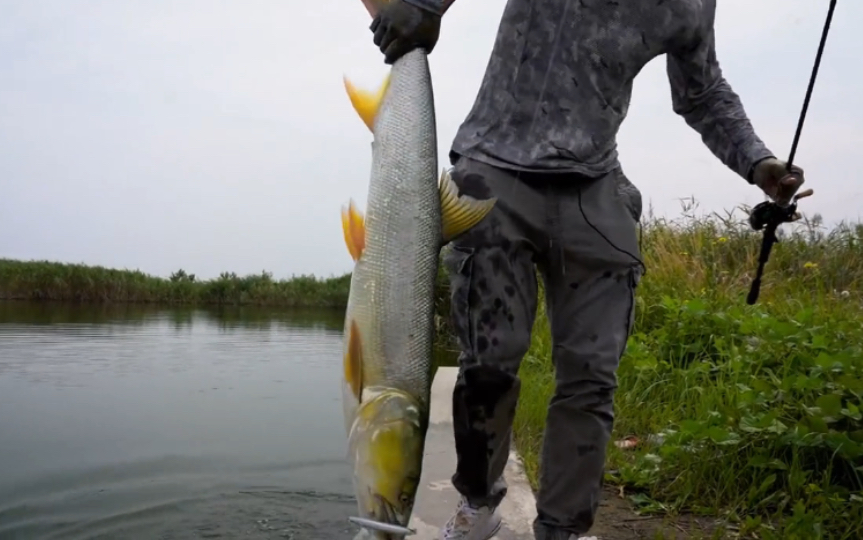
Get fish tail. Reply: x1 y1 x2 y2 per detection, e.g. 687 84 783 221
342 0 394 132
343 73 391 133
439 168 497 243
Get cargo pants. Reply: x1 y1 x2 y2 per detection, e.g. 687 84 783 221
443 155 643 539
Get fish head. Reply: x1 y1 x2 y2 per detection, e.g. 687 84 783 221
348 388 426 537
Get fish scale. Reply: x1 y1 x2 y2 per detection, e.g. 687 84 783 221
348 48 439 413
338 2 497 535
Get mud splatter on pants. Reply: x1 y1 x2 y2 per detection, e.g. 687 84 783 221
443 155 644 540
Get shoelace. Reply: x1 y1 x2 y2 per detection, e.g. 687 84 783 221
444 498 481 533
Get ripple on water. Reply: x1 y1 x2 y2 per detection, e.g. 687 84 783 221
0 455 358 540
0 304 361 540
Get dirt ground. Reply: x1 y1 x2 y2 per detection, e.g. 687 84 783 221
589 485 726 540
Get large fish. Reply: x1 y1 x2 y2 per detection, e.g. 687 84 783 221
339 1 496 537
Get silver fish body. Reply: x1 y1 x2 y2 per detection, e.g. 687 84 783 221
342 48 439 433
339 38 495 540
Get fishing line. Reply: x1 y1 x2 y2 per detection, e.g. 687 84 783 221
576 186 647 276
746 0 837 305
512 0 647 276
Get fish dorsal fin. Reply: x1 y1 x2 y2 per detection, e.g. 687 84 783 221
344 319 364 401
343 74 392 133
341 200 366 261
438 168 497 244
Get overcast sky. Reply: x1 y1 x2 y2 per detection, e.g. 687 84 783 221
1 0 860 280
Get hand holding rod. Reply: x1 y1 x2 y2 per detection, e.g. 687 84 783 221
745 0 836 305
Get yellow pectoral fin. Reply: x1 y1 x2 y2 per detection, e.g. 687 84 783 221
343 73 391 133
438 168 497 244
341 200 366 261
344 319 364 401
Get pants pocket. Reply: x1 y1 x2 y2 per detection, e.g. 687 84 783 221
619 268 639 359
443 244 477 355
613 169 643 224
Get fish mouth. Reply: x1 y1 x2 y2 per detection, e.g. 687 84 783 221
375 493 403 524
348 494 414 538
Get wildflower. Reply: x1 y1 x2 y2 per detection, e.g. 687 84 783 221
803 262 818 269
717 236 728 243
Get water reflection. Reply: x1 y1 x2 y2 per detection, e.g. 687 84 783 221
0 301 346 333
0 301 354 539
0 300 457 539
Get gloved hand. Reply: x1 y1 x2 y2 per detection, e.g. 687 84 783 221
751 157 806 207
370 0 441 65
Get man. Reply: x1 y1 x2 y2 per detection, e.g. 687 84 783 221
367 1 806 539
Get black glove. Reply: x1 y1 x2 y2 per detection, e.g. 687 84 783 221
370 0 441 65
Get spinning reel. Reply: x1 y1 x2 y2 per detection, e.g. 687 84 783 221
744 0 837 305
746 187 814 305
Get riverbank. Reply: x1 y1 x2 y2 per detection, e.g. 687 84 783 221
0 259 352 307
5 205 862 538
0 258 455 313
514 208 863 539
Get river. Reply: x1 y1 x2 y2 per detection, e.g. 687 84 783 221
0 301 454 540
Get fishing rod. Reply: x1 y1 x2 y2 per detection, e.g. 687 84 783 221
746 0 838 305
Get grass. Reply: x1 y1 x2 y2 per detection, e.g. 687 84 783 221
512 200 863 539
0 259 352 308
4 198 863 538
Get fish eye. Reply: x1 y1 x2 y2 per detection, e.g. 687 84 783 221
399 492 411 506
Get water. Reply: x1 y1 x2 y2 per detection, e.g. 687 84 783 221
0 301 377 540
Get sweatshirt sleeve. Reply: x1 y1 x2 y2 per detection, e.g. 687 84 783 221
665 1 775 183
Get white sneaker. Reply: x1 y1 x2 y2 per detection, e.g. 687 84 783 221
439 496 502 540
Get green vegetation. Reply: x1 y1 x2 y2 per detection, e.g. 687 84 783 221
4 199 863 538
512 203 863 539
0 259 351 308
